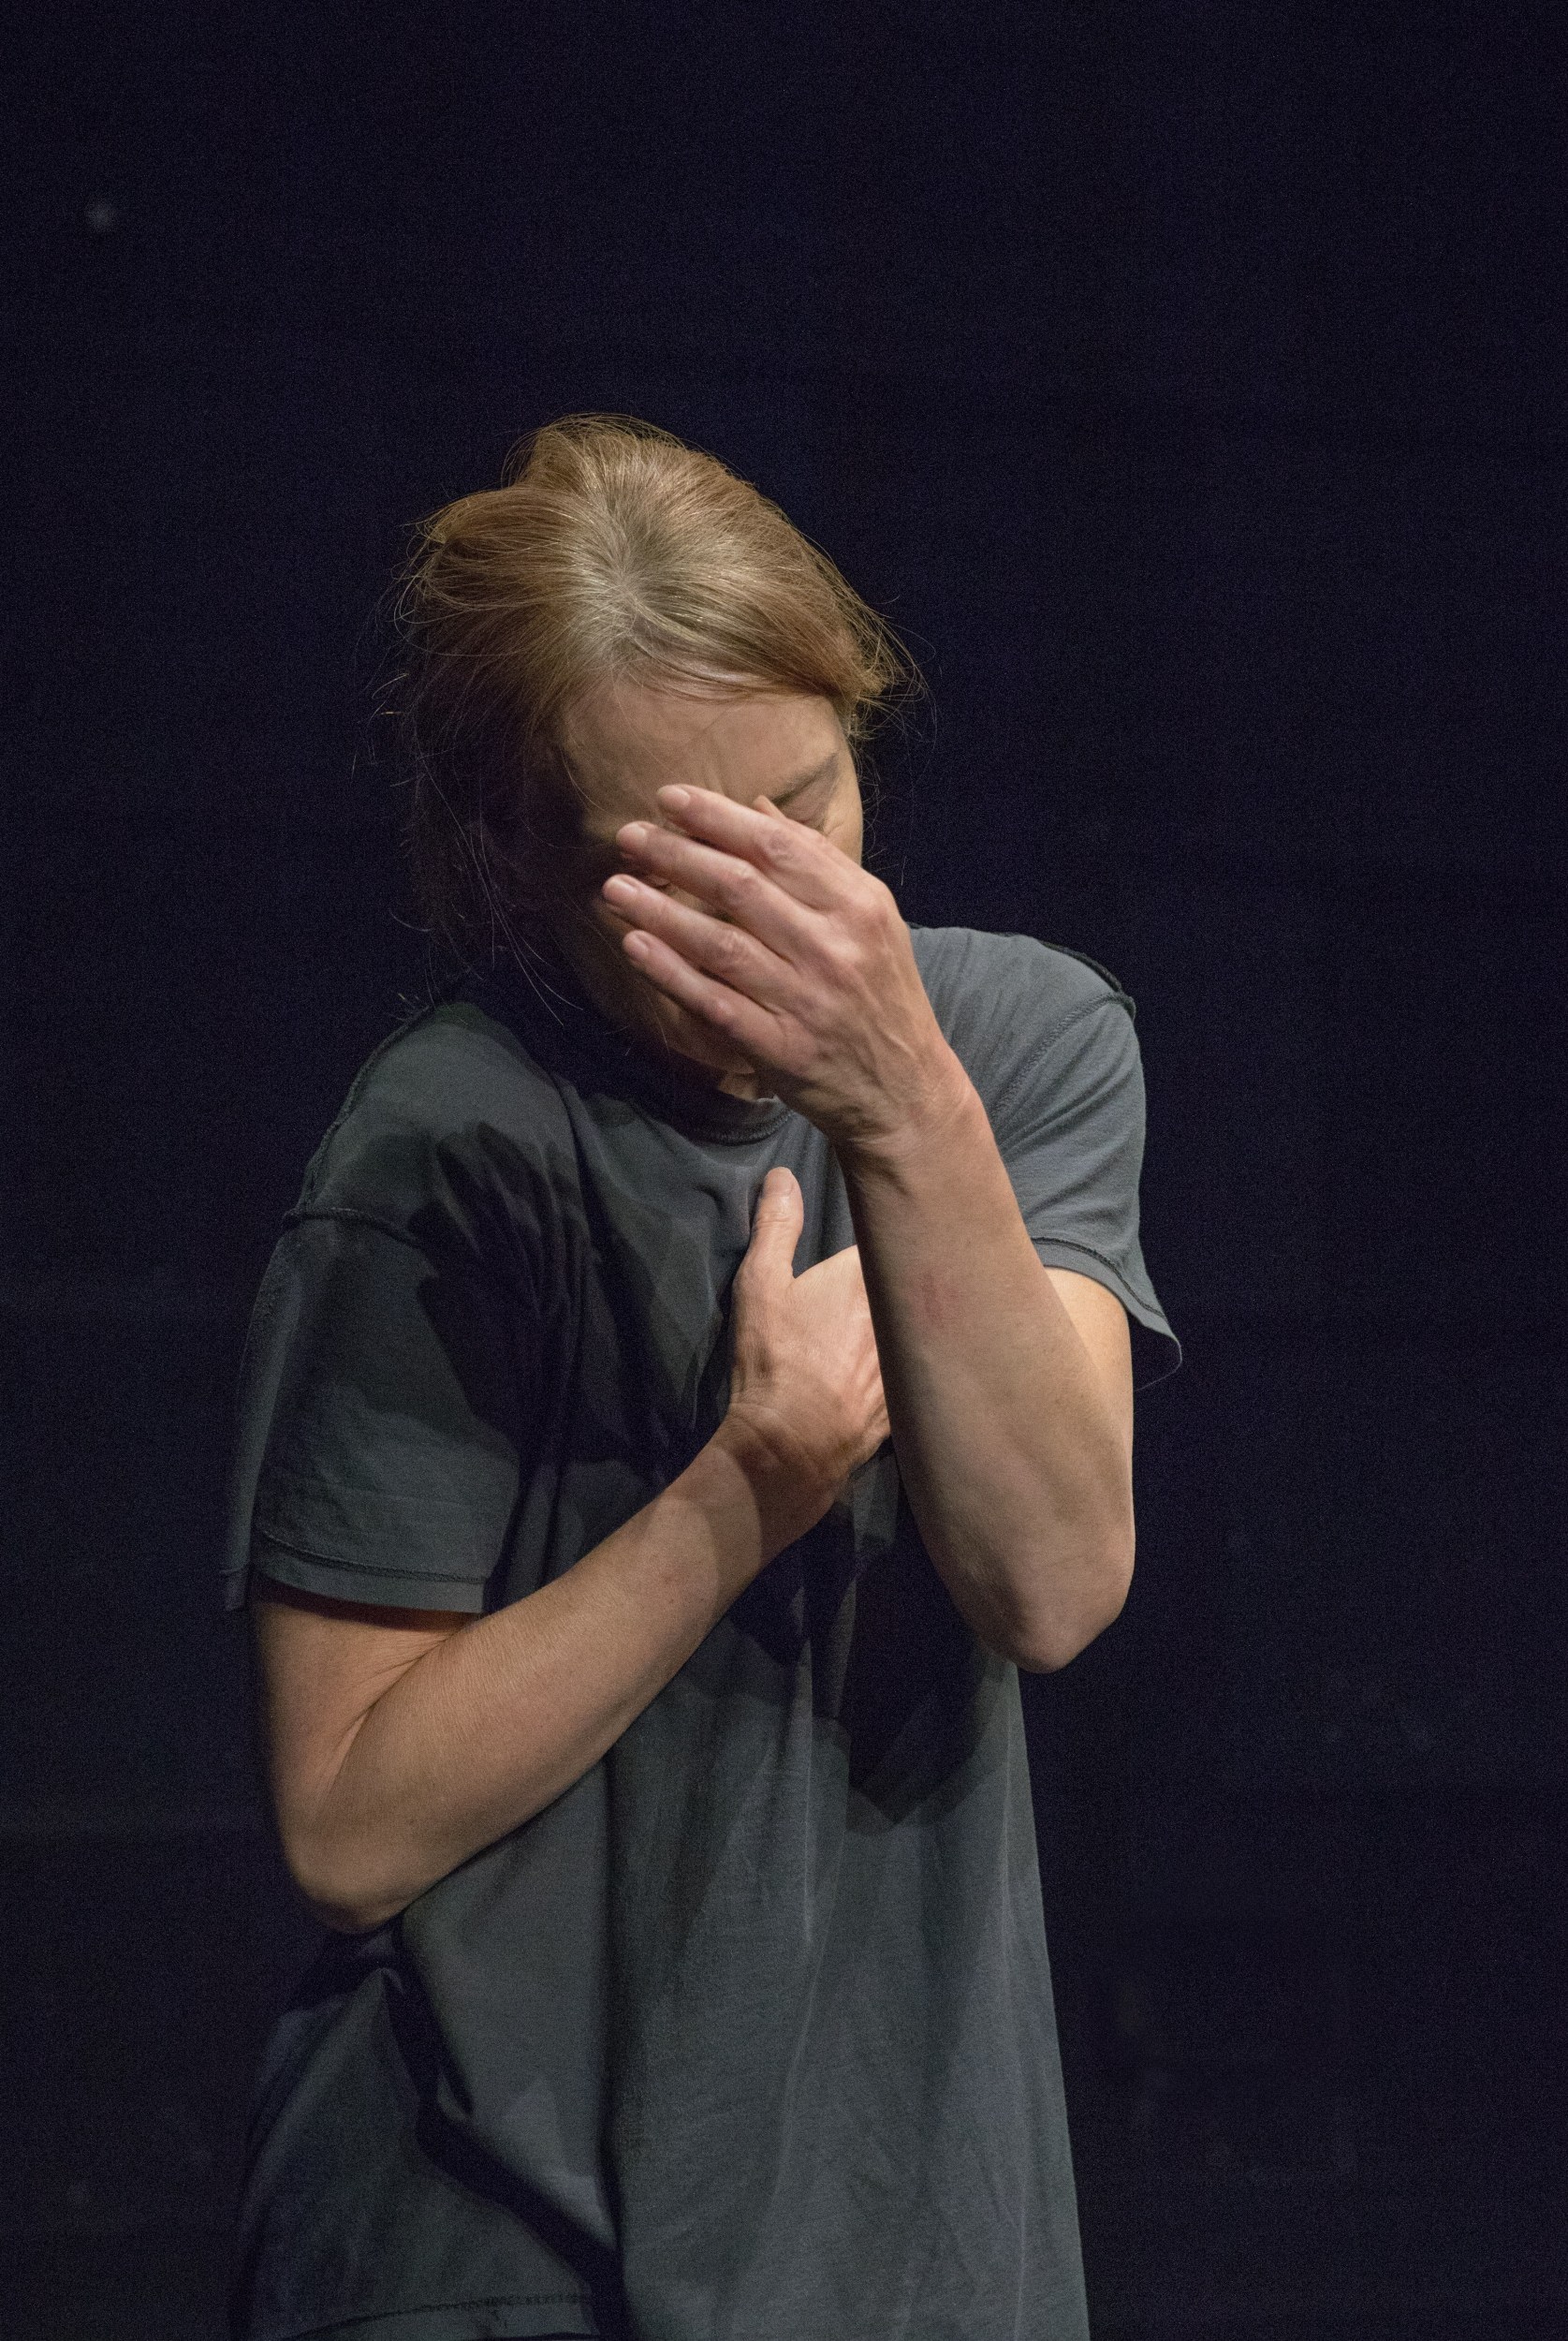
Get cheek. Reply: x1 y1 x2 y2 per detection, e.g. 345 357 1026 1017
572 893 618 943
567 893 647 978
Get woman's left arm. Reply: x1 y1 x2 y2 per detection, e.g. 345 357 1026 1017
834 1065 1136 1672
603 779 1136 1671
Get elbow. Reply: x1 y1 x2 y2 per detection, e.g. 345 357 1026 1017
296 1868 407 1937
300 1881 401 1936
1005 1533 1136 1675
270 1745 427 1936
282 1824 409 1937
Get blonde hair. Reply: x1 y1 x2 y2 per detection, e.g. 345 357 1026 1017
391 413 918 969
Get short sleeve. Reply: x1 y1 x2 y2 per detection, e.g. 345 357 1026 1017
992 993 1183 1392
221 1209 539 1615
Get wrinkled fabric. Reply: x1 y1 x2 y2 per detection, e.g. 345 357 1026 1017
222 925 1181 2341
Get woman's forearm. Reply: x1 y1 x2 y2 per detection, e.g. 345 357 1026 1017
837 1053 1135 1672
295 1417 829 1934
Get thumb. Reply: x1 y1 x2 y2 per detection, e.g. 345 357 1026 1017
745 1164 803 1268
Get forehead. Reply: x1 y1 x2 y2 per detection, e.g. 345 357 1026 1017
561 679 848 838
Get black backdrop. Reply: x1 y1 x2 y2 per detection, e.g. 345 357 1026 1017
4 5 1564 2334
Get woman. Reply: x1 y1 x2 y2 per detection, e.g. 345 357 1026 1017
223 413 1182 2341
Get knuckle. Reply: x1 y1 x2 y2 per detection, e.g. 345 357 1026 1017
708 924 747 976
855 883 895 937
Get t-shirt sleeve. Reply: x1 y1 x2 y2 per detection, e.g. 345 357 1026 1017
990 986 1183 1393
221 1207 539 1615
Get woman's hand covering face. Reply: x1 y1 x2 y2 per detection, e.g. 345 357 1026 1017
600 780 963 1156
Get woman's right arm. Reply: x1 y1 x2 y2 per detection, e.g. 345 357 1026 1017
252 1167 887 1935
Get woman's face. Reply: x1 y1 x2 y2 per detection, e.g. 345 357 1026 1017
544 677 864 1097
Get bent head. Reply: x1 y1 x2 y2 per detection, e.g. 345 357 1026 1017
394 414 914 1089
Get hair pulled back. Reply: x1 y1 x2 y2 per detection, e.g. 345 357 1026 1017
391 413 917 972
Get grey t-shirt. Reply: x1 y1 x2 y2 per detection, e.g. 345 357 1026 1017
221 923 1181 2341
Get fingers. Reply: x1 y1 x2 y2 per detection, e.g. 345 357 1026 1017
647 784 848 912
607 871 795 1004
615 921 786 1062
611 821 816 950
756 1165 799 1211
744 1165 803 1272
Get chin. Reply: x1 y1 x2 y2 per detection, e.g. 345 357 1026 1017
659 1014 755 1082
573 921 756 1086
628 994 754 1086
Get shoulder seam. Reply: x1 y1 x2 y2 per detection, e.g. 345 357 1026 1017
1033 937 1136 1009
280 1204 434 1256
989 988 1135 1131
278 1202 514 1288
309 1006 445 1161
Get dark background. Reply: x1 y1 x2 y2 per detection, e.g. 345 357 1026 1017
4 3 1564 2334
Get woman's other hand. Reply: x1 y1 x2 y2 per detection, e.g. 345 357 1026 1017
724 1166 889 1497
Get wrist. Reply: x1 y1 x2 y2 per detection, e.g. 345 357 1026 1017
832 1042 981 1181
708 1406 838 1548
